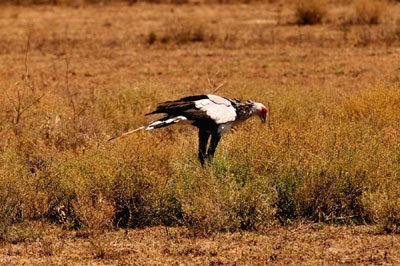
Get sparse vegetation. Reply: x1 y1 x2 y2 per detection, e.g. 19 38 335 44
294 0 328 25
352 0 387 25
161 20 207 44
1 1 400 264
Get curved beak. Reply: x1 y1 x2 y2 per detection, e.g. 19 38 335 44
261 116 266 123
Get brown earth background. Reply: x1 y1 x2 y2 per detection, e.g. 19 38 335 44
1 0 400 264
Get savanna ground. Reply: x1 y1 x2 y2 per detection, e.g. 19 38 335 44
0 0 400 264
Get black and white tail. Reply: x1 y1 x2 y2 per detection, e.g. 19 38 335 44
108 116 187 141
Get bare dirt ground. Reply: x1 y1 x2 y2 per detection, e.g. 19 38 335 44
1 3 399 96
1 225 400 265
1 2 400 265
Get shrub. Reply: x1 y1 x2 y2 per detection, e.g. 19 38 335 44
294 0 328 25
147 32 157 45
178 158 277 235
1 62 400 238
146 19 217 46
352 0 387 25
163 23 206 44
362 183 400 233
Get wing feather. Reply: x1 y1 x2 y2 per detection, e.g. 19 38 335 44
147 94 237 125
195 95 236 124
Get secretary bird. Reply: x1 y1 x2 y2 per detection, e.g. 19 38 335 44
108 94 268 165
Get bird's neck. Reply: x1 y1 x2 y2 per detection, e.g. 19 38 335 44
234 103 255 121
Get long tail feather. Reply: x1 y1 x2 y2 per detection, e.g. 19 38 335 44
108 126 145 141
108 116 188 142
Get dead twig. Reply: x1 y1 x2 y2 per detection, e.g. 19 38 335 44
206 68 226 93
2 31 45 135
64 39 76 124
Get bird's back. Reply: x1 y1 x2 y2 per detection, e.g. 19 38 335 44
147 94 238 125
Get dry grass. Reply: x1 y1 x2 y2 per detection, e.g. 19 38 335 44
0 0 264 4
0 1 400 264
1 225 400 265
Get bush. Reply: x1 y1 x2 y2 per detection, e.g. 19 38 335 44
352 0 387 25
178 158 277 235
294 0 328 25
1 66 400 238
159 21 208 45
362 183 400 233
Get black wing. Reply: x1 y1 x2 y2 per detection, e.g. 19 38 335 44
146 95 209 116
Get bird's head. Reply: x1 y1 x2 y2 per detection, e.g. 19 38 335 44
251 102 268 123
